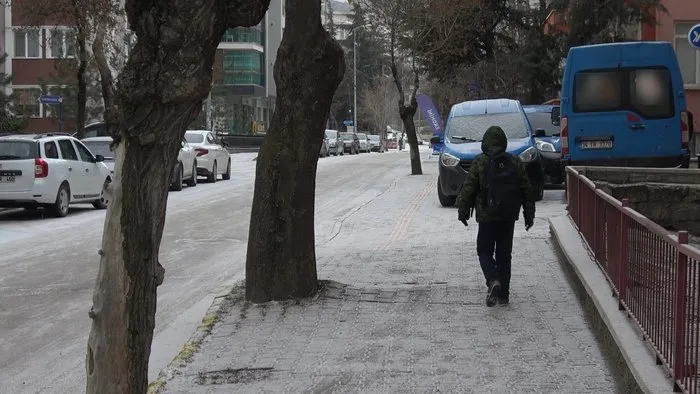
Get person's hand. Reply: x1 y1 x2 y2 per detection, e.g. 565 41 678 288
460 218 468 227
458 211 468 227
525 217 534 231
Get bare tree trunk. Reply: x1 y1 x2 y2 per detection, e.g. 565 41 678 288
245 0 345 303
85 1 270 392
401 101 422 175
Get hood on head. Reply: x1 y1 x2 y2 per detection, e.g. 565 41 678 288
481 126 508 156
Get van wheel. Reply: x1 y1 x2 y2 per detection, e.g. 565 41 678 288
93 178 111 209
51 183 71 217
437 178 456 207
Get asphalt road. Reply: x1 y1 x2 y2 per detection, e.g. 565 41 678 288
0 149 412 393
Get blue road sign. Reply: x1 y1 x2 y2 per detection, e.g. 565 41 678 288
38 95 62 104
343 120 353 126
689 24 700 50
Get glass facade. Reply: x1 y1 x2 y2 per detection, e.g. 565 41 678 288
222 50 264 86
222 27 263 45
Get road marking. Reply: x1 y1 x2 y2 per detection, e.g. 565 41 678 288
379 175 437 251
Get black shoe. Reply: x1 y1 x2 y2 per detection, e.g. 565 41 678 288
486 280 501 307
497 296 509 306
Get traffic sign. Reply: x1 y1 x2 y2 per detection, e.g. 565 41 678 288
37 95 62 104
689 24 700 50
343 120 353 126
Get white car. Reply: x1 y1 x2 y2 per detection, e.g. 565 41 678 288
0 133 111 217
80 136 197 192
356 132 371 153
184 130 232 182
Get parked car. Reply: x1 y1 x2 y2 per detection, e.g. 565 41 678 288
340 132 360 154
368 134 385 152
81 136 115 175
523 105 564 185
431 98 545 207
325 129 344 155
0 133 112 217
184 130 232 182
556 41 692 169
320 135 329 158
356 132 371 153
387 138 397 149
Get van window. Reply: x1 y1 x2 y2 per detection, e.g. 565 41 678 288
573 67 674 119
446 113 529 143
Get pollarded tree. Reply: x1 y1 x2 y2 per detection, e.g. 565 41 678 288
245 1 345 302
84 0 271 393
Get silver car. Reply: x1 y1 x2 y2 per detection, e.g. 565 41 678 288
356 132 370 153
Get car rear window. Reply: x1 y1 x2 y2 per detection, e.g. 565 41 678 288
573 67 674 119
185 133 204 143
0 140 38 160
325 130 337 138
525 112 560 136
446 112 529 143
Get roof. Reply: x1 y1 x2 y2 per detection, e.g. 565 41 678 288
185 130 211 135
0 133 73 140
81 136 114 142
522 105 556 113
451 98 522 117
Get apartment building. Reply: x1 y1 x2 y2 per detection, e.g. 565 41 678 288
321 0 354 42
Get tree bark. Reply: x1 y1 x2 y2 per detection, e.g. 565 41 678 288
400 101 422 175
245 0 345 303
85 1 270 393
73 3 88 139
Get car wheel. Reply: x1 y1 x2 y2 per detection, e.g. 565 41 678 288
207 161 218 183
222 159 231 180
535 186 544 202
437 178 456 207
92 178 111 209
170 164 184 191
185 161 197 187
51 182 71 217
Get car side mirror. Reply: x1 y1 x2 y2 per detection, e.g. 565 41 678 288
551 106 561 126
535 128 546 137
94 154 104 162
430 136 442 144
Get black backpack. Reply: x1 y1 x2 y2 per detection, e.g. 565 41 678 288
481 152 521 217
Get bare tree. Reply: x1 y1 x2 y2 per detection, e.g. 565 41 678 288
360 76 397 144
245 1 345 302
84 0 271 392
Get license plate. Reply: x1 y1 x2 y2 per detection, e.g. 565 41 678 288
0 176 16 183
581 140 613 149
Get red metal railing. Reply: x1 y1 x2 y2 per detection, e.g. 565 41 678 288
566 167 699 393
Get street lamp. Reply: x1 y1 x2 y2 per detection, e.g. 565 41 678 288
352 24 370 134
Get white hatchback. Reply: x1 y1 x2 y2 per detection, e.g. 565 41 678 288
0 133 112 217
184 130 232 182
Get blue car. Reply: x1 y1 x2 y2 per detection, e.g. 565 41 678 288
523 105 565 184
431 98 545 207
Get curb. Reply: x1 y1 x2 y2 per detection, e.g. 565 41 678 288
147 282 247 394
549 215 672 394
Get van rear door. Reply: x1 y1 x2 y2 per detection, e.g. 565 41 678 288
0 140 37 192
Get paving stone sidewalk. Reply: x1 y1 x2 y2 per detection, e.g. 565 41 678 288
159 161 622 393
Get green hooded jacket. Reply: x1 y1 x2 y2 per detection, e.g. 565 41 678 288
456 126 535 223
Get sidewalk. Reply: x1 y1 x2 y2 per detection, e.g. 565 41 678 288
156 163 621 393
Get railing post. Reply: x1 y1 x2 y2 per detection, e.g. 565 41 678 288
673 230 689 390
618 198 629 310
576 175 582 226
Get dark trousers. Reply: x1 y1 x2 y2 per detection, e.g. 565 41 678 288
476 220 516 297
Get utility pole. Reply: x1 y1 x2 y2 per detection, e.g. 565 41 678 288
353 30 357 134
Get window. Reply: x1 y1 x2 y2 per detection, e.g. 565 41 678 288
44 141 59 159
0 141 37 159
185 133 204 143
525 112 560 136
57 139 78 161
74 141 95 162
14 29 41 58
573 67 674 119
222 27 263 44
14 88 42 118
47 29 77 58
675 22 700 86
82 141 114 158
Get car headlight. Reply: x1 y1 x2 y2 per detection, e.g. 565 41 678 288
519 146 537 162
440 152 460 167
536 140 556 152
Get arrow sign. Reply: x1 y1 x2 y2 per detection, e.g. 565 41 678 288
37 95 62 104
689 23 700 50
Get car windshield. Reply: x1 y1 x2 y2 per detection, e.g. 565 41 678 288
446 113 529 143
185 133 204 143
0 140 37 160
356 133 366 139
368 135 379 141
525 112 560 136
82 141 114 159
325 130 337 138
340 133 354 140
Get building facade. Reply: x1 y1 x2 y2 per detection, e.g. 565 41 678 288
321 0 353 43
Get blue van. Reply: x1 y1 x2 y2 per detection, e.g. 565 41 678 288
432 98 545 207
523 105 564 184
556 42 693 168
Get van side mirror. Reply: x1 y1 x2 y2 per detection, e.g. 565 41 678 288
430 136 442 144
551 106 561 126
535 128 546 137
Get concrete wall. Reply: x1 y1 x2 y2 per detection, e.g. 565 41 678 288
578 167 700 235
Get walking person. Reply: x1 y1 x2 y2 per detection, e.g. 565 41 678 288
456 126 535 307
